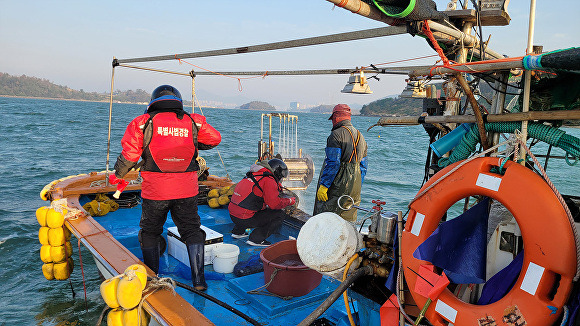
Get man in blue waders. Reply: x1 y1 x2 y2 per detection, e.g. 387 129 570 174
314 104 368 222
111 85 221 291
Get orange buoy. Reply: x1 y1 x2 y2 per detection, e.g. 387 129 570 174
402 157 576 325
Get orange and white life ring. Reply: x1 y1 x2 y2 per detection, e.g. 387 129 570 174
402 157 576 325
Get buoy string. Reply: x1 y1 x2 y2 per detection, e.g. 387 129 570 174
77 238 89 312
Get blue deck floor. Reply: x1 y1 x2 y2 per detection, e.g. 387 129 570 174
83 193 352 326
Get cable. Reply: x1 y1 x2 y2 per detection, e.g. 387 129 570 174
297 266 372 326
173 280 262 326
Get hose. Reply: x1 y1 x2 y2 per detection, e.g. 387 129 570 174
438 122 580 167
343 253 360 326
297 266 373 326
173 280 262 326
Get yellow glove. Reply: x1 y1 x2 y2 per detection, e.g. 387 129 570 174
316 185 329 202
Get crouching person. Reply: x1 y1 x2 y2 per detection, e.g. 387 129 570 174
228 159 296 247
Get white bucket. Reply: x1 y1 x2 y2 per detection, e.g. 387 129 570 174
296 212 363 280
212 243 240 274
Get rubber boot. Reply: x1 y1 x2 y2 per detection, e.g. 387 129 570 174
141 245 160 274
187 243 207 291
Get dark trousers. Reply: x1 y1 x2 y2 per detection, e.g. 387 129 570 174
140 196 205 247
231 209 287 242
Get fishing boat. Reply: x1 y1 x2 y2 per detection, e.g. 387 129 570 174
35 0 580 325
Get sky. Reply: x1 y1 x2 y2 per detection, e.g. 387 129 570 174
1 0 579 109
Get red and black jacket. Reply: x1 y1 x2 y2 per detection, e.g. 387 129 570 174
114 109 221 200
228 167 293 219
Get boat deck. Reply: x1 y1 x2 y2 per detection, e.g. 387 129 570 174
81 192 352 326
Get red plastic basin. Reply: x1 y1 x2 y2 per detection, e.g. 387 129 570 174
260 239 322 297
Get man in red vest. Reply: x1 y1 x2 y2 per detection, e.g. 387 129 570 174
228 159 296 247
112 85 221 290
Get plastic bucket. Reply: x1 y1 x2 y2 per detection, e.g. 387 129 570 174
296 212 363 279
260 240 322 297
212 243 240 274
430 123 473 157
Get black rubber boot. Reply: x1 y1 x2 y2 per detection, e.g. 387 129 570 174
187 243 207 291
141 245 160 274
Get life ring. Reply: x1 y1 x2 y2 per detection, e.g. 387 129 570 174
402 157 576 325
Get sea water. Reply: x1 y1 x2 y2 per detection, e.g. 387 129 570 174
0 97 578 325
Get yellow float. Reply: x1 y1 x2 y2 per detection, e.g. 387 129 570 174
50 245 67 263
48 227 66 246
42 263 54 280
100 276 121 308
38 227 50 245
36 206 49 226
218 194 230 206
123 306 150 326
53 260 72 280
208 189 220 198
124 264 147 291
107 308 124 326
40 245 52 263
46 208 67 229
117 271 143 310
208 197 220 208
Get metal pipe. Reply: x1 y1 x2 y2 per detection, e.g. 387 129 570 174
117 26 406 64
520 0 537 165
368 109 580 128
105 60 116 185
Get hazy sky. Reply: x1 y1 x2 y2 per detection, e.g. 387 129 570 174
1 0 578 109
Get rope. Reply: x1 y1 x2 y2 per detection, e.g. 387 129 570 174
513 132 580 281
190 74 231 180
422 20 450 67
176 56 268 92
247 267 293 300
410 137 513 206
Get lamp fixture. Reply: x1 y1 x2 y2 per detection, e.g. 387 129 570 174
341 70 373 94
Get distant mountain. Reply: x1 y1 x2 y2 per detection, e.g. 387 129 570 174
0 72 168 104
310 104 335 114
239 101 275 111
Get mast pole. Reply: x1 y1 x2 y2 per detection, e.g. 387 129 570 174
520 0 537 165
105 58 117 183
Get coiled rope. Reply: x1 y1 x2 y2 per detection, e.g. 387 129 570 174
438 122 580 167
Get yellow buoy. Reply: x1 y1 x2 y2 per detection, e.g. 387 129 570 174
65 241 73 258
208 189 220 198
40 245 52 263
39 227 50 245
218 194 230 206
42 263 55 280
36 206 50 226
107 308 124 326
50 245 67 263
48 227 65 246
46 208 65 229
208 197 220 208
123 307 150 326
100 276 121 308
117 272 143 310
53 260 71 280
219 185 230 195
227 185 236 196
124 264 147 291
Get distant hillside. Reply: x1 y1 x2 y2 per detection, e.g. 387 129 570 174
239 101 275 111
360 97 423 116
0 72 153 104
310 104 335 114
